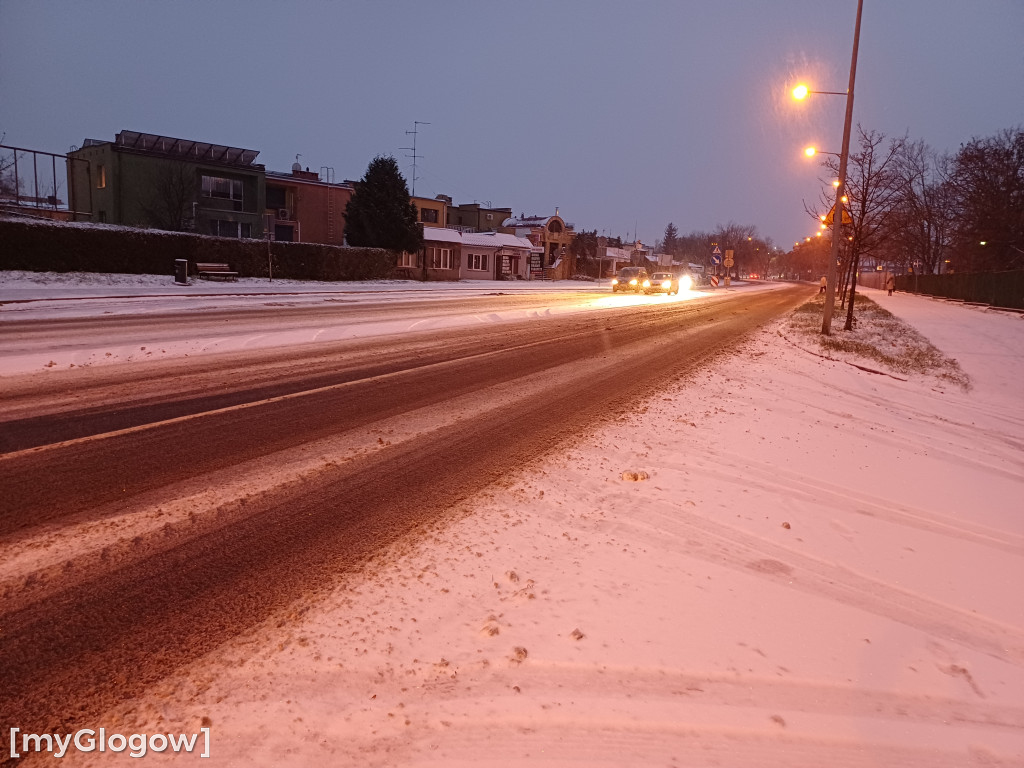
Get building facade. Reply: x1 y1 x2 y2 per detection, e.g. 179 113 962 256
500 212 576 279
67 130 265 238
265 165 353 244
447 202 513 233
411 195 448 229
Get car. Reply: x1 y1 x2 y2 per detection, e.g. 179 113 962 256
611 266 650 293
645 271 690 295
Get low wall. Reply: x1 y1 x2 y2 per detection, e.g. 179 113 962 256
0 216 399 281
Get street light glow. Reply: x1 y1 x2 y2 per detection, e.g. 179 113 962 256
792 84 809 100
804 147 817 157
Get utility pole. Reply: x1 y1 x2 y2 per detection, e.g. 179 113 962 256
822 0 863 336
400 121 430 197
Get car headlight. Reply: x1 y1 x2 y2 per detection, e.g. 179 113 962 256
611 278 619 285
642 280 650 288
629 279 638 285
661 280 671 289
680 276 693 291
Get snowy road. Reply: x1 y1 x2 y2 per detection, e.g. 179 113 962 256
0 280 810 759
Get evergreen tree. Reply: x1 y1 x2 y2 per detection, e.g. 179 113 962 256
661 222 679 255
344 155 423 253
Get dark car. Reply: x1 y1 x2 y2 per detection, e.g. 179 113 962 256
611 266 650 293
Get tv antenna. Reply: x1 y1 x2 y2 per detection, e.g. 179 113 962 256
400 121 430 197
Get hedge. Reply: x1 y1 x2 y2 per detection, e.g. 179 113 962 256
0 217 400 281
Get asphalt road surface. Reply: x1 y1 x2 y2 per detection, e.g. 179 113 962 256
0 283 809 758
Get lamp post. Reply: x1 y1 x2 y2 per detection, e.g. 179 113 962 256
792 0 864 335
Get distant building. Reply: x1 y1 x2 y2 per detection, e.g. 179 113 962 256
264 164 352 244
398 227 535 281
68 130 265 238
500 211 575 279
411 195 449 229
447 202 513 233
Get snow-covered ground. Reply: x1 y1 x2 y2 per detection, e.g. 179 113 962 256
5 272 1023 765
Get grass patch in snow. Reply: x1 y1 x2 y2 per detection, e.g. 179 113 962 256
785 293 970 390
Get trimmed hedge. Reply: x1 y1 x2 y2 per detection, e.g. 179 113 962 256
0 217 399 281
894 270 1024 310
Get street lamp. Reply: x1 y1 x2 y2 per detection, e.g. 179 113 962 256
792 83 847 100
791 0 864 336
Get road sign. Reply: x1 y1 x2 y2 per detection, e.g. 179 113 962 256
710 275 720 287
824 205 853 226
711 252 722 266
724 249 734 268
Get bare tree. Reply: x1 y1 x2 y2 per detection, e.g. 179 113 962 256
141 161 196 231
946 127 1024 271
816 126 905 329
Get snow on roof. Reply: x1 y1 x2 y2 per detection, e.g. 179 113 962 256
461 232 534 250
501 215 554 228
420 227 463 245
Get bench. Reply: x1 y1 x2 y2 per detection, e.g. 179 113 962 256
195 262 238 281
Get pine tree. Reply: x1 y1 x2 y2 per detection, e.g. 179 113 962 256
344 156 423 253
661 222 679 255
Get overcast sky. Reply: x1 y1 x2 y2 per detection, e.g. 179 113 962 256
2 0 1021 250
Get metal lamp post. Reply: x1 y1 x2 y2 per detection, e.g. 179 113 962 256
793 0 864 335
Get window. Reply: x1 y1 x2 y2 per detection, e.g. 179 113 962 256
420 207 439 224
429 246 453 270
96 165 106 189
201 175 243 201
467 252 488 271
209 219 252 238
398 251 418 268
485 213 493 221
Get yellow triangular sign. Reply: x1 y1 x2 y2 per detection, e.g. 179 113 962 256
824 205 853 226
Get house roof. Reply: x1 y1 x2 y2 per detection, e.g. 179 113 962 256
501 215 555 228
112 130 260 167
421 228 536 250
461 232 534 250
421 227 463 244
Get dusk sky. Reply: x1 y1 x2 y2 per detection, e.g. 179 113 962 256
2 0 1022 250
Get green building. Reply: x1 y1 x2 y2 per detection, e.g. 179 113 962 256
67 130 266 237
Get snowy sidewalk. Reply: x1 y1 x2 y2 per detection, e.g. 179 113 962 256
80 292 1024 767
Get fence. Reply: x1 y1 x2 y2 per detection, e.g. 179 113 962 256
894 270 1024 310
0 144 92 219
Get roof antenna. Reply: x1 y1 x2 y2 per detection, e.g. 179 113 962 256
400 121 430 197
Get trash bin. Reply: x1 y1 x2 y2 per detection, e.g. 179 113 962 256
174 259 188 285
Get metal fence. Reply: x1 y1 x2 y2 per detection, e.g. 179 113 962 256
894 270 1024 310
0 144 92 218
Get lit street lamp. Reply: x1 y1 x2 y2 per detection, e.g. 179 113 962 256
791 0 864 336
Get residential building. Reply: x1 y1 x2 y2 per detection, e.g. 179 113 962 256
67 130 265 238
460 232 535 280
396 227 535 281
265 163 353 244
500 211 576 279
447 202 513 233
411 195 449 229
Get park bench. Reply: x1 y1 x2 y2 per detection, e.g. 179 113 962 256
195 262 238 281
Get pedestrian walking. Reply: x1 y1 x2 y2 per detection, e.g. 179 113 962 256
885 274 895 296
819 276 827 294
